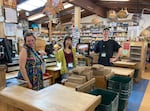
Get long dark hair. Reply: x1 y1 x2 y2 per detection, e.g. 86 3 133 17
63 36 72 49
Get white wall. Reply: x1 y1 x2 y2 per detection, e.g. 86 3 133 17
139 14 150 33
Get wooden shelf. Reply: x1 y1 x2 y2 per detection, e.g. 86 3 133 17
130 52 141 56
130 46 142 50
130 57 141 61
52 31 67 35
129 42 147 82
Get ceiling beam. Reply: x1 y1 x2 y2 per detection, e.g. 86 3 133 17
81 10 94 18
33 9 94 24
69 0 107 18
17 0 26 4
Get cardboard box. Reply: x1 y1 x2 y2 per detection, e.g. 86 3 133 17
93 75 107 89
93 69 105 76
64 82 80 88
67 74 86 84
76 78 95 93
80 70 93 81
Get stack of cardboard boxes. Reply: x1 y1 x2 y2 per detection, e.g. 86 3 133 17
64 64 114 92
65 66 94 92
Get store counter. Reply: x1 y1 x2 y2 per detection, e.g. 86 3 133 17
113 60 137 68
106 66 135 77
0 84 101 111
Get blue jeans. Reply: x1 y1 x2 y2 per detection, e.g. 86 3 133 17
62 66 74 79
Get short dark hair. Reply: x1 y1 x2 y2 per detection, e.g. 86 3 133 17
23 31 36 42
103 28 110 31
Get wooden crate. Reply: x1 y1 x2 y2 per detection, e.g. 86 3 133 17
0 65 6 90
0 23 5 37
35 38 46 51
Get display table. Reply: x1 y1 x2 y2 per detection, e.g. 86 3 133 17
106 66 135 77
0 84 101 111
113 61 137 68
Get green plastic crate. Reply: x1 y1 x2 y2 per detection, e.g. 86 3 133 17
107 75 133 92
134 69 139 78
89 88 119 111
118 98 128 111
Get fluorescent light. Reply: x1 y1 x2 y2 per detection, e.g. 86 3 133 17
25 0 47 7
64 3 73 9
28 13 45 21
17 2 37 11
101 0 129 1
17 0 47 11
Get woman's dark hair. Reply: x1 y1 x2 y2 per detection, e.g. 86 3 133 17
24 31 36 42
103 28 110 31
63 36 72 49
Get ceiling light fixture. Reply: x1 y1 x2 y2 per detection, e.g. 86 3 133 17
101 0 130 1
28 13 45 21
17 0 47 11
64 3 73 9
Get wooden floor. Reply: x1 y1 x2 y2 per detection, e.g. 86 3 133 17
139 71 150 111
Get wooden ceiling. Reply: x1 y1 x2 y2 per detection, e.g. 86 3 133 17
90 0 150 14
18 0 150 25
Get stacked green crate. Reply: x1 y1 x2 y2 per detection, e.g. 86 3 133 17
107 75 133 111
89 88 119 111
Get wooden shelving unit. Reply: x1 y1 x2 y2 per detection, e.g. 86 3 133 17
129 42 147 82
80 23 103 43
108 20 139 44
130 46 142 62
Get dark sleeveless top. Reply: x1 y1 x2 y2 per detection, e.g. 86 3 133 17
64 50 73 64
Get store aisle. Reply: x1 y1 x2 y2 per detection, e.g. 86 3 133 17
139 72 150 111
126 71 150 111
127 79 149 111
139 81 150 111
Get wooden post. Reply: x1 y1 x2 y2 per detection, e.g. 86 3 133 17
48 19 52 42
74 6 81 31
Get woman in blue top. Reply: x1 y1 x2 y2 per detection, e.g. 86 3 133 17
18 31 44 90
